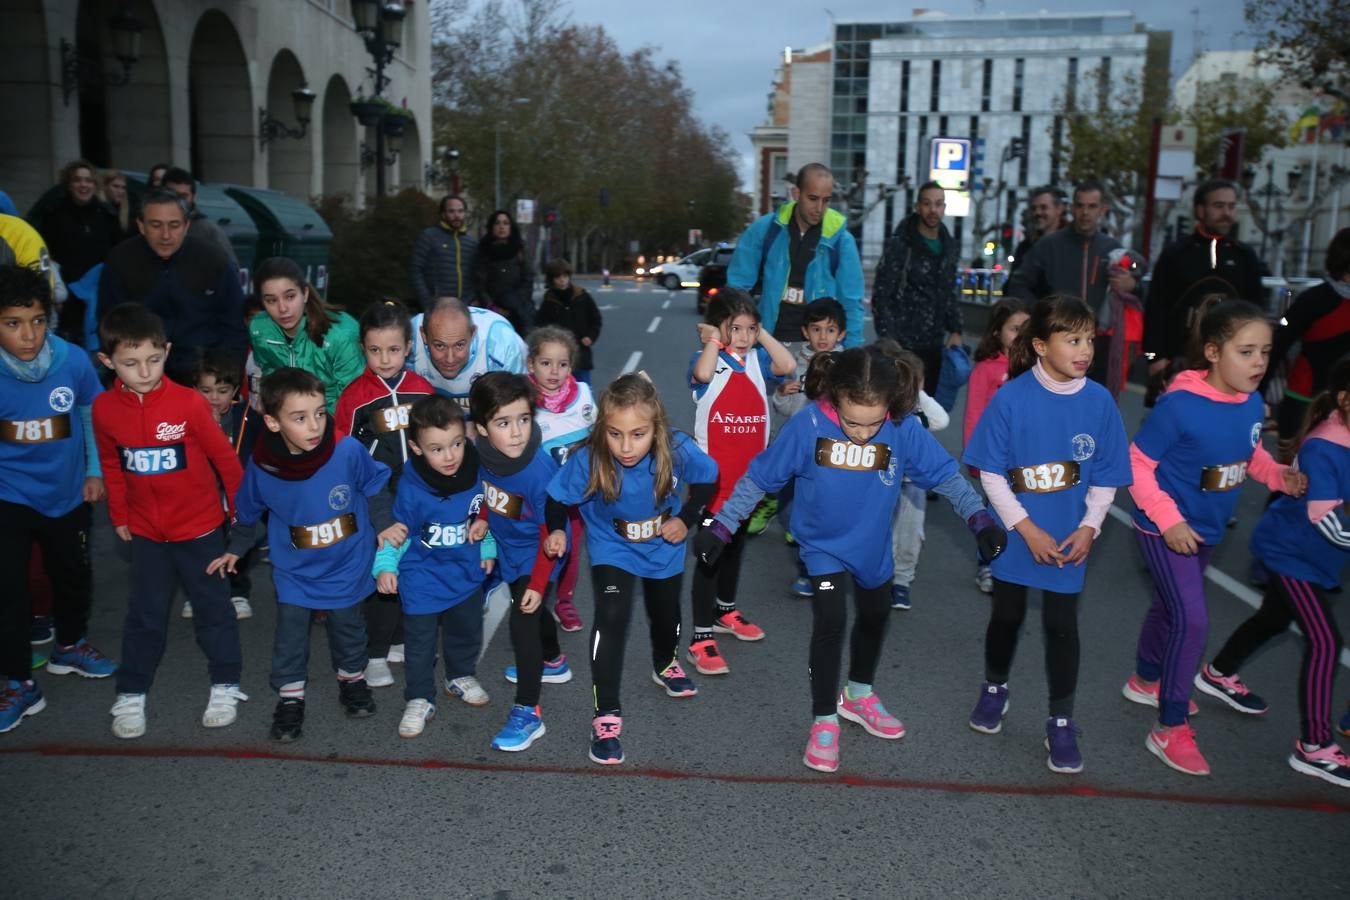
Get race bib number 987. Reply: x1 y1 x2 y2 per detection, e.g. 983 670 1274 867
290 513 358 549
119 442 186 475
814 438 890 472
1008 461 1081 494
613 512 670 542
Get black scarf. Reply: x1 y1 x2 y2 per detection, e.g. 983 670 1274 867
476 420 542 477
253 417 337 480
410 440 481 497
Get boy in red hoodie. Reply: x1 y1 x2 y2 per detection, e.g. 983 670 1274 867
93 304 247 740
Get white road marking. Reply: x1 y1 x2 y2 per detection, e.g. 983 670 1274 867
624 287 641 292
647 316 662 333
597 304 618 310
478 581 513 662
622 350 643 373
662 299 671 310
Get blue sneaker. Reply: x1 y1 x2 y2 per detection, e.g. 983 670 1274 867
492 704 546 752
504 655 573 685
589 711 624 765
1045 716 1083 774
46 639 117 678
969 681 1009 734
651 660 697 698
0 680 47 733
891 584 911 610
30 616 53 646
791 576 815 597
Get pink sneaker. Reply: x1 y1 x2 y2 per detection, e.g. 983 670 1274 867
553 596 584 633
1146 723 1211 776
1121 673 1198 717
713 610 765 642
803 721 841 772
837 692 906 739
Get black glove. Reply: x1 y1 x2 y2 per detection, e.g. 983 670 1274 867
967 510 1007 564
693 517 733 567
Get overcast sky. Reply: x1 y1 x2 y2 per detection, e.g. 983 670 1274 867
554 0 1253 186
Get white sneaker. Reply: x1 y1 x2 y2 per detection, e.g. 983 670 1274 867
365 658 395 687
386 643 405 664
975 565 993 594
444 675 489 706
181 601 194 619
231 597 253 619
399 698 436 737
110 693 147 739
202 684 249 728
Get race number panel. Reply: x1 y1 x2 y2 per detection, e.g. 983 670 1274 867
1008 460 1081 494
290 513 359 549
118 442 187 475
613 512 671 542
368 403 412 434
1 414 71 443
1200 461 1248 492
482 481 525 520
813 438 891 472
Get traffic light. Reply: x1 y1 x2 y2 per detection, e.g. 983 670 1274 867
544 210 557 226
1008 137 1026 160
1000 224 1014 257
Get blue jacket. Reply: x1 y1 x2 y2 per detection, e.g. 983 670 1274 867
726 203 865 347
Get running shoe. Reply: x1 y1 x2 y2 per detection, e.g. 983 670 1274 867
975 565 993 594
398 698 435 738
969 681 1009 734
31 649 47 670
837 692 905 739
1340 707 1350 739
46 639 117 678
271 697 305 742
1045 717 1083 774
504 655 572 684
1146 722 1210 776
492 704 546 752
784 530 796 546
338 679 376 717
364 658 395 688
553 596 584 632
444 675 490 706
181 601 193 619
803 721 841 773
29 616 53 645
745 498 778 535
0 680 46 733
110 693 147 739
1289 741 1350 788
387 643 405 664
890 584 911 611
1193 664 1268 715
589 712 624 765
713 610 764 641
791 576 815 597
231 597 254 620
202 684 248 728
1121 673 1198 716
687 638 729 675
651 660 698 698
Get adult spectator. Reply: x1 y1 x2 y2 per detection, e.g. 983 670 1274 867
100 169 132 240
1264 227 1350 453
872 180 963 390
98 189 245 382
410 194 477 310
1142 178 1265 378
1006 180 1136 383
1010 185 1067 275
147 163 170 188
161 167 237 264
535 258 603 383
474 209 534 334
408 297 526 411
30 159 122 345
248 256 363 413
726 162 864 347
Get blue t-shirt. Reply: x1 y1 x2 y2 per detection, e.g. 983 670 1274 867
548 431 717 579
1251 436 1350 588
481 447 561 584
0 336 101 517
741 402 957 588
235 437 390 609
963 371 1131 593
389 460 488 613
1131 387 1265 544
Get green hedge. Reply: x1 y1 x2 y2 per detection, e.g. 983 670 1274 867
315 189 438 318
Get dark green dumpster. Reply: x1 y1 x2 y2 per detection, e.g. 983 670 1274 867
224 186 333 297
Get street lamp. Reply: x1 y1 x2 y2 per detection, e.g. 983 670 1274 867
350 1 408 197
258 85 316 149
494 97 531 210
60 6 144 106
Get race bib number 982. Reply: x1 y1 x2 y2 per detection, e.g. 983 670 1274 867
1008 460 1081 494
370 403 412 434
119 442 186 475
290 513 358 550
814 438 890 472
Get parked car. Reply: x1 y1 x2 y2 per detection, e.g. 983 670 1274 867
648 248 711 291
695 244 736 315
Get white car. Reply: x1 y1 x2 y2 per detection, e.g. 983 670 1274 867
648 248 711 291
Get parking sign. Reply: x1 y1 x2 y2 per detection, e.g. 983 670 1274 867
928 137 972 217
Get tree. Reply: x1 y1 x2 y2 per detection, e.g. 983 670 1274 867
1246 0 1350 98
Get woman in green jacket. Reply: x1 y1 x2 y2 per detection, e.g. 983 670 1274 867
248 256 364 412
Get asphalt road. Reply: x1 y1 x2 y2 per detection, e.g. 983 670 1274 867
5 277 1347 898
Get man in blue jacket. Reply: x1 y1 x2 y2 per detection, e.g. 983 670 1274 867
726 163 864 348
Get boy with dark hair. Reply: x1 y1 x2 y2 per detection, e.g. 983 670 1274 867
210 367 391 742
772 296 847 420
94 303 247 739
0 264 113 734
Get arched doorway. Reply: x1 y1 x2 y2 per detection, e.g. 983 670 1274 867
188 10 252 184
264 50 313 199
75 0 171 170
397 115 423 193
321 75 358 199
0 0 53 209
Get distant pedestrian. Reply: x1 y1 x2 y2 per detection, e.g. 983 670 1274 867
1009 186 1067 275
534 258 602 383
410 194 477 310
100 169 132 240
161 167 238 264
475 209 534 334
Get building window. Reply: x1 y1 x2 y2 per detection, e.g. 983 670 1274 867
930 59 941 112
1019 115 1032 185
897 117 908 187
981 59 993 112
1097 57 1112 109
938 115 948 135
1066 57 1078 110
900 60 910 113
1051 116 1063 185
1012 58 1025 112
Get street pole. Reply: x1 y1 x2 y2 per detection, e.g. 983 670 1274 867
1299 138 1322 275
494 121 503 211
1141 117 1162 262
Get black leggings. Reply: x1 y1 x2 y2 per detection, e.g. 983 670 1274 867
690 523 747 630
364 592 404 658
809 572 892 716
0 500 92 681
1212 574 1343 745
590 564 682 713
508 575 562 707
984 578 1080 717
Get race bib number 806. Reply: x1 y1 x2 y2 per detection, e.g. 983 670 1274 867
814 438 890 472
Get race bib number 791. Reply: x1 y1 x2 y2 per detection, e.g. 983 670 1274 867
290 513 358 549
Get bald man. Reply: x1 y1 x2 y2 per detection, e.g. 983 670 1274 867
408 297 526 411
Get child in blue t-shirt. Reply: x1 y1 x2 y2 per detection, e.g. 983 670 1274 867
372 394 495 739
962 296 1131 775
1124 299 1304 777
0 264 114 734
700 346 1005 774
210 367 390 743
547 373 718 766
470 372 569 752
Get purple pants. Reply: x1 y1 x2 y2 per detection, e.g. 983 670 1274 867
1134 529 1213 726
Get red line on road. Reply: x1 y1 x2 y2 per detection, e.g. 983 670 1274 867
4 742 1348 815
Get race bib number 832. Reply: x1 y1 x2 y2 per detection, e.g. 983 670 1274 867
1008 460 1081 494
